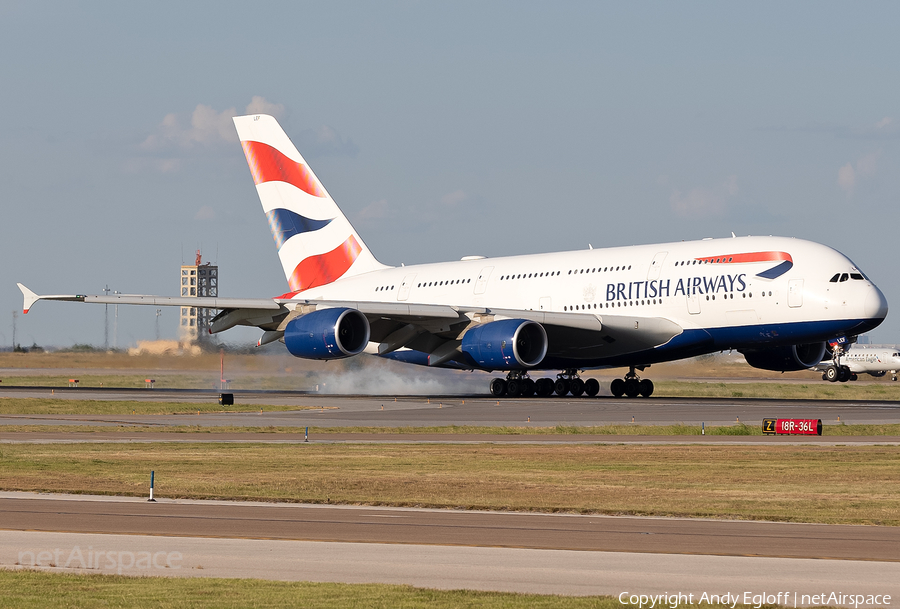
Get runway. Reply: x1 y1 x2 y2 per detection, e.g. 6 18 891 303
2 493 898 602
2 388 900 428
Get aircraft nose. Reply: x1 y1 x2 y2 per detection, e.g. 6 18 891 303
864 285 889 321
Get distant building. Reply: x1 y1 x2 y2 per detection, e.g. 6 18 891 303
179 250 218 343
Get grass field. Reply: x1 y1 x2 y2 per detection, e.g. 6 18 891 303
2 569 769 609
1 442 897 525
0 398 318 415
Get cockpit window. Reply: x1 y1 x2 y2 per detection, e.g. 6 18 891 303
829 274 840 282
839 273 849 282
893 353 899 358
850 273 864 280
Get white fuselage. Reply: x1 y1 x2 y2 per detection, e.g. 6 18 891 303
288 234 887 369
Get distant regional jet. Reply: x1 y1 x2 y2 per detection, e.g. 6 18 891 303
814 345 900 382
18 114 889 398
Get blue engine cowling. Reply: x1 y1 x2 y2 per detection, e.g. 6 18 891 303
740 342 826 372
284 308 370 359
461 319 548 370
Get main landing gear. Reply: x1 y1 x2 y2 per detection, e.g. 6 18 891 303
488 368 658 398
609 366 654 398
489 369 601 398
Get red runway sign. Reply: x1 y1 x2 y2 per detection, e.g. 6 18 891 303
762 418 822 436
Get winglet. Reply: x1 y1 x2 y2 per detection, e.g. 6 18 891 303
17 283 40 314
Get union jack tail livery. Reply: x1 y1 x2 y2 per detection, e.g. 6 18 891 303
233 114 386 295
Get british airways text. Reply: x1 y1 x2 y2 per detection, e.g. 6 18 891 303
606 274 748 302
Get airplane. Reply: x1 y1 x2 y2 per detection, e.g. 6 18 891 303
814 345 900 382
18 114 890 398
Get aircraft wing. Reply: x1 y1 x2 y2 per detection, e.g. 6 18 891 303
17 283 283 314
19 283 682 359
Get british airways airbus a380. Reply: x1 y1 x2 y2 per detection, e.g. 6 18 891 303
18 114 889 398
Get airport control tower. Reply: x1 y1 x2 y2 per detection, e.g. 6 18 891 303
179 250 218 343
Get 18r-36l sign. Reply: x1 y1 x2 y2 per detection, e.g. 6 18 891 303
763 418 822 436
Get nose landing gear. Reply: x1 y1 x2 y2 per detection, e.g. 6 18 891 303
609 367 654 398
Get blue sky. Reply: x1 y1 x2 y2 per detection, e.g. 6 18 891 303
2 1 899 348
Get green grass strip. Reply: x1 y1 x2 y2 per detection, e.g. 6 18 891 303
1 443 897 525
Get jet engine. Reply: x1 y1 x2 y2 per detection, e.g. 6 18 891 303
739 342 827 372
283 308 370 359
461 319 548 370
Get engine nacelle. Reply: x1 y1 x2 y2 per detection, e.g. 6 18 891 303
740 342 827 372
461 319 548 370
283 308 370 360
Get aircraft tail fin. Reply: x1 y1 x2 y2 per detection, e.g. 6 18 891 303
233 114 387 295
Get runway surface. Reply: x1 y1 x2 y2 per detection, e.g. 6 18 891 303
2 493 898 602
2 493 898 560
2 388 900 428
2 431 899 445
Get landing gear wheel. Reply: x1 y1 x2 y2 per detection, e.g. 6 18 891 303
639 379 654 398
506 379 522 397
554 378 569 396
624 378 640 398
850 373 858 382
610 378 625 398
522 378 536 397
825 366 839 382
569 378 585 397
535 378 553 397
489 378 507 397
838 367 851 383
584 378 600 397
893 376 898 382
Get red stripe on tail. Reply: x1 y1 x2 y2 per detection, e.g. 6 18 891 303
241 140 326 198
289 235 363 292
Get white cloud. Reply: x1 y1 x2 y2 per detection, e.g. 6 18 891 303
838 151 880 193
669 175 737 217
141 97 284 151
296 125 359 158
244 95 285 119
838 163 856 191
194 205 216 220
441 190 468 206
357 199 392 221
875 117 893 129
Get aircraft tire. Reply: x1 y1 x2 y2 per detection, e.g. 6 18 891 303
554 378 569 396
825 366 839 382
536 378 554 397
489 378 507 397
639 379 654 398
522 378 536 397
838 367 851 383
610 378 625 398
569 378 585 397
584 378 600 397
850 373 858 381
507 379 522 397
624 378 640 398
